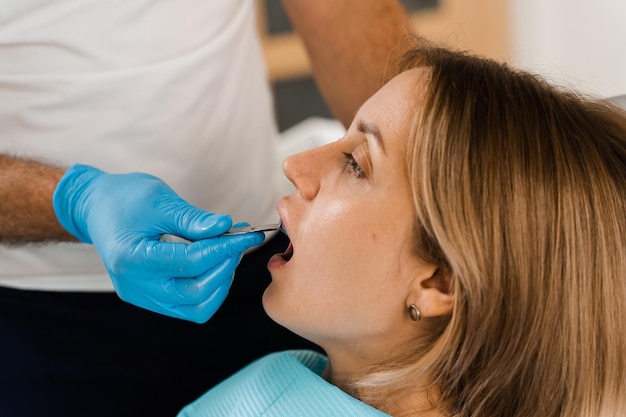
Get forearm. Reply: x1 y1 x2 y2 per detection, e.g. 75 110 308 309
281 0 413 127
0 155 75 243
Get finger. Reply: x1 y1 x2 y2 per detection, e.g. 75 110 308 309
110 280 188 321
173 278 233 323
166 204 233 240
112 276 230 324
137 233 264 277
231 221 250 228
132 257 238 322
176 232 265 277
171 256 239 303
117 254 239 312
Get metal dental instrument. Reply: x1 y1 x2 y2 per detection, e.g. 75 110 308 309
223 221 284 235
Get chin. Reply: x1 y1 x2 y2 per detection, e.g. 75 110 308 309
261 286 295 327
261 284 280 320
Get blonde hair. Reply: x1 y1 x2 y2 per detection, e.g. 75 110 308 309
360 40 626 417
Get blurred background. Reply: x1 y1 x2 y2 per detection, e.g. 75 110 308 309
257 0 626 133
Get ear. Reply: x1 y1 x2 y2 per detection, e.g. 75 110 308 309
407 267 454 318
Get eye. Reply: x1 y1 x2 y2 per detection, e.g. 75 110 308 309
342 152 366 179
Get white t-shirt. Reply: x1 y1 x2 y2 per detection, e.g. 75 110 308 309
0 0 282 291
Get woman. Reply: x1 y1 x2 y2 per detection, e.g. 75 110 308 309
179 39 626 417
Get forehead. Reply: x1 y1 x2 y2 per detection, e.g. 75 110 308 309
355 67 429 146
367 67 428 106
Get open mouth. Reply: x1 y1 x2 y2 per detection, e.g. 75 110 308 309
267 214 294 269
280 242 293 262
278 218 292 261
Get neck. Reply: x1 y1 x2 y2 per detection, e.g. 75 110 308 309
322 359 445 417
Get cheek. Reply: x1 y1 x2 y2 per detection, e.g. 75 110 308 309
264 226 403 333
265 194 415 333
296 215 386 287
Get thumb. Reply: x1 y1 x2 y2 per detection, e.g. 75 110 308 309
166 203 233 241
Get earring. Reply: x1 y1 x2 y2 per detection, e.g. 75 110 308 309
408 304 421 322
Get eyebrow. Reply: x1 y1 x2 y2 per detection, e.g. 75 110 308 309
357 121 386 154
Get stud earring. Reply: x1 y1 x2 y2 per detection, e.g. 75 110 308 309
408 304 421 321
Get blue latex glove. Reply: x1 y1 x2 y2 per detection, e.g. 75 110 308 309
53 164 265 323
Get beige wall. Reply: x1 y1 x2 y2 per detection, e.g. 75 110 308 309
509 0 626 98
258 0 511 84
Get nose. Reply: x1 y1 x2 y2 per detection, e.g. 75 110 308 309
282 147 323 200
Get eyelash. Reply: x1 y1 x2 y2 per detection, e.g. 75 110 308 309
342 152 366 179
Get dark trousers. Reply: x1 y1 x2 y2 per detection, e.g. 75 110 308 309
0 232 320 417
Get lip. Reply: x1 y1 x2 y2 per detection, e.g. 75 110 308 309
275 198 289 225
267 241 292 270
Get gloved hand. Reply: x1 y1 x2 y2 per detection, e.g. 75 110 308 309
53 164 265 323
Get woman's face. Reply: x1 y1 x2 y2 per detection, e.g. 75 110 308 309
265 68 434 362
